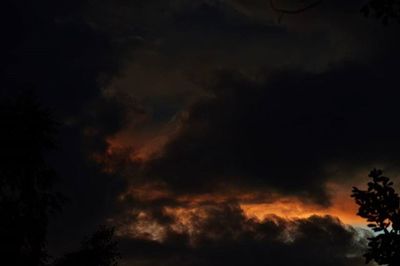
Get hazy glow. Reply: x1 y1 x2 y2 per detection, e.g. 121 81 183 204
113 180 366 243
241 183 364 226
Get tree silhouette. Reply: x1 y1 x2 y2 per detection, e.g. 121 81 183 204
361 0 400 24
352 169 400 265
53 226 120 266
0 94 121 265
270 0 400 24
270 0 323 15
0 93 62 266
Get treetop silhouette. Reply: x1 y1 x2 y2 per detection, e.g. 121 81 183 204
352 169 400 265
0 93 62 266
0 94 121 266
270 0 400 24
53 226 120 266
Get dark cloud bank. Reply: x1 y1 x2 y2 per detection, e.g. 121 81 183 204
116 60 398 264
2 0 400 265
143 61 400 206
117 203 368 266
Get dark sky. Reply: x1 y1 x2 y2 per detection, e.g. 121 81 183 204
2 0 400 265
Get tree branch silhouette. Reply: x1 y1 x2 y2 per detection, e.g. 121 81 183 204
352 169 400 265
0 93 63 266
270 0 400 24
53 226 120 266
361 0 400 24
270 0 323 14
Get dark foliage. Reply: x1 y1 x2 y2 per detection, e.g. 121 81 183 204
0 94 62 266
53 226 120 266
270 0 400 24
0 95 121 266
1 0 129 256
362 0 400 24
352 169 400 265
0 1 125 264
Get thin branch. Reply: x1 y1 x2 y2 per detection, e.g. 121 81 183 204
270 0 324 14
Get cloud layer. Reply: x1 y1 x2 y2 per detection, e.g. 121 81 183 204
3 1 400 265
116 203 368 266
135 61 400 206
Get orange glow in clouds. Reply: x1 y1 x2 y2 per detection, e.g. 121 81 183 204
118 182 365 231
241 183 364 226
104 130 366 231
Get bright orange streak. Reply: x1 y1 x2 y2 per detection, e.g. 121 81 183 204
114 181 368 242
241 183 364 226
119 181 366 226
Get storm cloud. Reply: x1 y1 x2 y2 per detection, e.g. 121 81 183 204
140 61 400 206
117 202 369 266
2 0 400 265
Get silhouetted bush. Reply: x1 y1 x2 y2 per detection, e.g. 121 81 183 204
53 226 120 266
0 93 62 266
352 169 400 265
362 0 400 24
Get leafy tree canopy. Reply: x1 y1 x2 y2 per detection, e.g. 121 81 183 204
352 169 400 265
